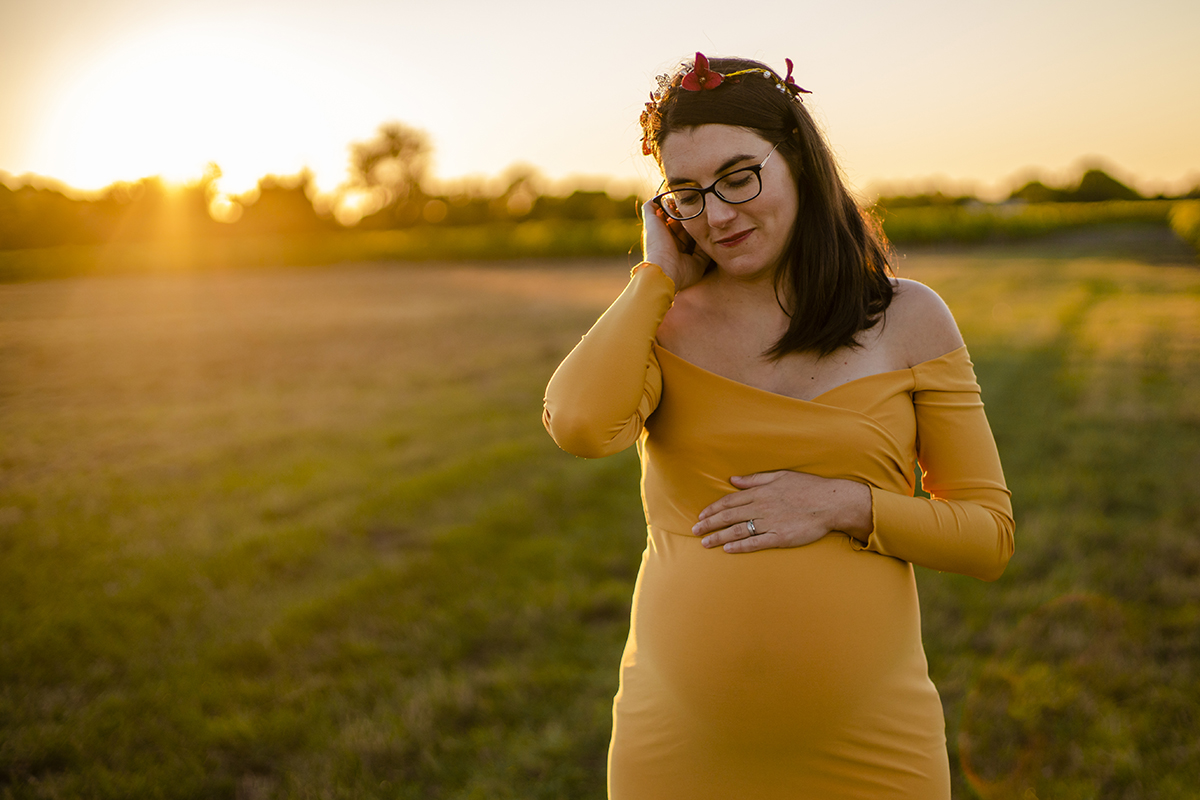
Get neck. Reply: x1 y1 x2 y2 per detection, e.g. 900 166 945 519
711 262 782 300
706 265 791 338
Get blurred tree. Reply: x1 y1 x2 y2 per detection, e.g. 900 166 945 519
1010 169 1143 204
495 165 541 219
345 122 432 228
101 177 215 242
1009 180 1064 203
532 190 637 221
236 171 328 236
0 175 222 248
1068 169 1142 202
875 190 977 209
0 180 90 249
443 184 492 226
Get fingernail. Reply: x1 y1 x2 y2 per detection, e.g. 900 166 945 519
701 536 712 547
692 523 700 533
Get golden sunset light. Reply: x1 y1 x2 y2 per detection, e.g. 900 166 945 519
3 0 1198 202
4 1 1200 796
19 17 384 197
39 29 307 192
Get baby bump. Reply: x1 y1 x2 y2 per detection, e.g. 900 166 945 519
628 527 933 739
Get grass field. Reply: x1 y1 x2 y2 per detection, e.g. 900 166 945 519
2 233 1198 799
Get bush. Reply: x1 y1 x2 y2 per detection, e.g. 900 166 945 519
1168 200 1200 259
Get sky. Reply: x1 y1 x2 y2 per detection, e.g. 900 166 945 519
1 0 1197 202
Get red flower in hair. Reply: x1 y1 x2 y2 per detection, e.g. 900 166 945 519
681 52 723 91
783 58 812 95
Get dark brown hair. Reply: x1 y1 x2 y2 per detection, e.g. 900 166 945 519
641 55 894 358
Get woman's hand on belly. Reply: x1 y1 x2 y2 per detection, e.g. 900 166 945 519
692 471 874 553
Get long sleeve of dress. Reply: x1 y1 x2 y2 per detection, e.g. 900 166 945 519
859 355 1015 581
542 263 675 458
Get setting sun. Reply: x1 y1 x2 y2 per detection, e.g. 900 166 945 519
38 28 312 193
26 22 373 196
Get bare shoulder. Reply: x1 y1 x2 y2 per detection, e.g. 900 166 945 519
885 279 965 367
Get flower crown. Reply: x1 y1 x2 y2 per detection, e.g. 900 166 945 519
640 52 811 156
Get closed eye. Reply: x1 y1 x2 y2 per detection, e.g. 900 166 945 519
719 169 757 189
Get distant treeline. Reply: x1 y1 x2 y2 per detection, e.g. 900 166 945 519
0 174 639 251
0 173 639 252
875 168 1200 257
2 118 1198 256
0 122 639 252
875 168 1200 209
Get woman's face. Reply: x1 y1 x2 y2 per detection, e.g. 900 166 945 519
659 124 799 282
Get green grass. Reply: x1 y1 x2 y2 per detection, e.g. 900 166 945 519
2 243 1199 798
897 251 1200 798
0 265 646 798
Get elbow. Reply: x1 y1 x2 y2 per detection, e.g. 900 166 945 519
975 513 1016 582
975 559 1009 583
542 405 620 459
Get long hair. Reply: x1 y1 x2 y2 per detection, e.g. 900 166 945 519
641 55 894 358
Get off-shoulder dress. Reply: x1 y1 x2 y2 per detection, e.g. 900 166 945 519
543 263 1014 800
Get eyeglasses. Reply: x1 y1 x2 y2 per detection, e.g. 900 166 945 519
652 142 782 221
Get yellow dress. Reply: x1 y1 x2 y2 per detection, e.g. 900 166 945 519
543 264 1014 800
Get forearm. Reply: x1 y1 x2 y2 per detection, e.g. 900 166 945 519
863 486 1014 581
855 352 1015 581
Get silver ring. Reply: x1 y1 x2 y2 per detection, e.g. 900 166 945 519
747 519 758 536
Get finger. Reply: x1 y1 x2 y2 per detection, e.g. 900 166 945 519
723 532 781 554
697 486 756 521
693 503 757 535
700 520 759 548
642 201 670 229
664 219 690 252
729 471 787 488
664 218 697 255
642 203 686 263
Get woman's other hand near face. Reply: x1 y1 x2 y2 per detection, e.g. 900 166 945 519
641 199 711 292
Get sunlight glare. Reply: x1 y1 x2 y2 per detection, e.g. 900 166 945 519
332 187 389 227
38 27 324 194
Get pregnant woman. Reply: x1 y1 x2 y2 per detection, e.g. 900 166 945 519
543 53 1014 799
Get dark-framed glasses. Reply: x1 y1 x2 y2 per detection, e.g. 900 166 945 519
652 141 782 221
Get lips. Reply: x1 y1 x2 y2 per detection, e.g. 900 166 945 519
715 229 753 247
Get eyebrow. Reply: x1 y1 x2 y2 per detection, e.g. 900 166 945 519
666 153 759 187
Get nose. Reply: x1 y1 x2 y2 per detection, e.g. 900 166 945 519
704 194 737 227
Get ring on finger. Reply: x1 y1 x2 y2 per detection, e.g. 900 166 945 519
747 519 758 536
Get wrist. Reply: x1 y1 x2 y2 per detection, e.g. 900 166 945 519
632 261 678 294
836 481 874 542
